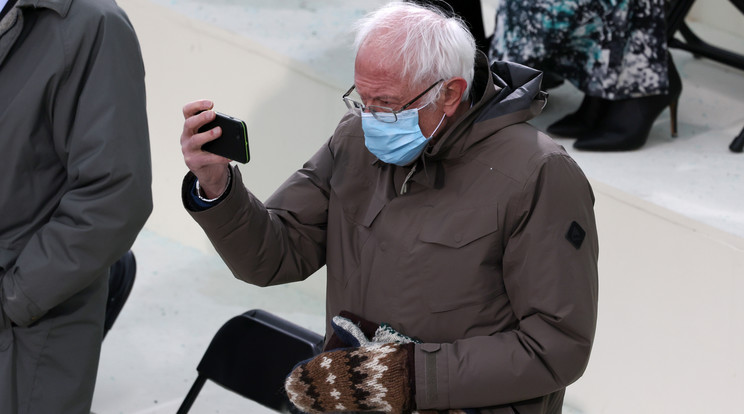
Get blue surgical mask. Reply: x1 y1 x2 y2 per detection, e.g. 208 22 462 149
362 108 446 166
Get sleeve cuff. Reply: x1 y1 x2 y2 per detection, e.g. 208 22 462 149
183 168 233 211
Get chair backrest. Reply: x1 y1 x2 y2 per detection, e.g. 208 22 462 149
196 309 324 412
104 250 137 338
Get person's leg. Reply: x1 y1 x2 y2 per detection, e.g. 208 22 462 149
546 95 609 138
488 0 576 90
572 0 676 150
573 55 681 151
15 274 107 414
491 0 672 148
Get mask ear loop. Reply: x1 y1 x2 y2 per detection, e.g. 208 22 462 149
403 112 445 195
423 80 449 139
427 113 447 139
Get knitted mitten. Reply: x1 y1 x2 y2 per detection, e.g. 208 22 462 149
325 310 421 351
285 342 414 413
373 322 421 344
332 315 421 347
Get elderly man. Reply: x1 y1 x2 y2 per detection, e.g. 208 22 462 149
180 2 598 413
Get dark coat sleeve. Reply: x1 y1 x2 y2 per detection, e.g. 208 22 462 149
184 140 333 287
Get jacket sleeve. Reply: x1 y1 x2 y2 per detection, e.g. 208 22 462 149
414 154 599 410
1 6 152 327
184 140 333 287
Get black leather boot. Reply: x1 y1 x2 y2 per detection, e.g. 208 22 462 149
573 57 682 151
546 95 608 138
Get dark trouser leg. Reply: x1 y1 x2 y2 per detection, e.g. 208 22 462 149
14 275 107 414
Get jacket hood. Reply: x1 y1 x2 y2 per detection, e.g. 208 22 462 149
426 52 547 161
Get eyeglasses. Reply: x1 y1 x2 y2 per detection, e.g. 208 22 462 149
342 79 444 123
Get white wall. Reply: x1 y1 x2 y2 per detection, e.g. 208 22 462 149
564 182 744 413
689 0 744 39
126 0 347 255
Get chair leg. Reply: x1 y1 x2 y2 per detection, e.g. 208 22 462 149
730 126 744 153
176 376 207 414
666 0 697 41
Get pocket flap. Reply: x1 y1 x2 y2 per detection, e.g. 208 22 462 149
419 204 499 248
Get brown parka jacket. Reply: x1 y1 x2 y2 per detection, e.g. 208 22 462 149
184 54 598 413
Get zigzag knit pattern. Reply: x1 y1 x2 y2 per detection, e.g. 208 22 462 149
373 323 422 344
285 343 411 413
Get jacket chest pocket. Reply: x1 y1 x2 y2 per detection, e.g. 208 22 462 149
326 186 386 287
417 204 506 317
329 167 387 229
419 204 500 248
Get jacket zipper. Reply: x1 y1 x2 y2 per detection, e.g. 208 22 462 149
400 163 418 195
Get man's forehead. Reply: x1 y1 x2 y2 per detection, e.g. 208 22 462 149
355 45 400 76
354 67 406 95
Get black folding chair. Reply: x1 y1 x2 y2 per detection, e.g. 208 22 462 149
177 309 325 413
103 250 137 339
667 0 744 152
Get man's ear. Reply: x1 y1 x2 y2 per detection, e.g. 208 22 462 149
441 77 468 117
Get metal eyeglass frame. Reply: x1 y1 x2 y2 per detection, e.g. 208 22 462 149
342 79 444 123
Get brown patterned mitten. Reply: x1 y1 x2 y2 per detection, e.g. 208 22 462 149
285 343 414 413
324 311 381 351
325 311 422 351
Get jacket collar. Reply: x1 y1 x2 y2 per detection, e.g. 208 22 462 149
389 52 547 192
424 51 547 162
18 0 71 17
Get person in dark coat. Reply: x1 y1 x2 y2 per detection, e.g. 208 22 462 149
0 0 152 412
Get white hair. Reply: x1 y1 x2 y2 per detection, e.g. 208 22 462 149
353 1 476 104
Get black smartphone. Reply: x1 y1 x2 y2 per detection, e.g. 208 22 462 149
198 111 250 164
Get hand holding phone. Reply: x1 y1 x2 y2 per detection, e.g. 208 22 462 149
198 112 250 164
